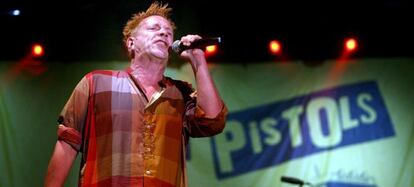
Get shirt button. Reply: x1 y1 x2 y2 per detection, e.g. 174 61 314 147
145 170 152 175
146 147 151 152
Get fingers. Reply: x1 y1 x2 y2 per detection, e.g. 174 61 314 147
180 35 202 46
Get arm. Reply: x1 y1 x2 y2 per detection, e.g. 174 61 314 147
179 35 228 137
45 76 89 186
44 140 77 187
180 35 223 118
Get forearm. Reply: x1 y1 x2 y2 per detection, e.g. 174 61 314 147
179 34 224 118
191 58 223 118
44 140 77 187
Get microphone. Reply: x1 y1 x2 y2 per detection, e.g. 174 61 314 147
281 176 308 185
171 37 221 54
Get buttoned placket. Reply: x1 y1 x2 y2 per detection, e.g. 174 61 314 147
143 90 166 178
143 114 156 176
127 72 167 177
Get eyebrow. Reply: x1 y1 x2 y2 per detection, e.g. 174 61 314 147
148 22 172 30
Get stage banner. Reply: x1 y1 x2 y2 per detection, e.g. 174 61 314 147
181 58 414 187
0 58 413 187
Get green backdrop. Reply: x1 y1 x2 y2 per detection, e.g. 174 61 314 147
1 58 413 187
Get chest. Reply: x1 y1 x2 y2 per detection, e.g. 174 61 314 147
91 87 186 137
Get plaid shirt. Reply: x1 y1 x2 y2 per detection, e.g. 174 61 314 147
57 69 227 187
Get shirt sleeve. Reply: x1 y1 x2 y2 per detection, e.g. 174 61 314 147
56 76 90 151
184 92 228 138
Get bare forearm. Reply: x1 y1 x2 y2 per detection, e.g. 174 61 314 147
179 34 224 117
44 140 77 187
193 60 223 118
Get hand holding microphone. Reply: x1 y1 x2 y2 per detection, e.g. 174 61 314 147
171 36 221 54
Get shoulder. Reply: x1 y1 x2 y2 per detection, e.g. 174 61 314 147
78 70 130 94
79 70 130 88
86 70 128 77
83 70 129 81
165 77 194 92
165 77 194 94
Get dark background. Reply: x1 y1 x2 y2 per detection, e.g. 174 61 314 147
1 0 412 63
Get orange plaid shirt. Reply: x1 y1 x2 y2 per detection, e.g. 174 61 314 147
57 69 227 187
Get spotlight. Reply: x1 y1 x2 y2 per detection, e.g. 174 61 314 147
344 38 358 53
269 40 282 55
32 44 44 57
205 45 218 57
12 9 21 16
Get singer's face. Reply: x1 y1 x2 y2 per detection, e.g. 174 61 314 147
132 16 174 60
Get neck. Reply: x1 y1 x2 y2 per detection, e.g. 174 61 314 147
129 56 166 87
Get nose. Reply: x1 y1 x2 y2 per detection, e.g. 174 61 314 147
159 30 168 38
158 28 170 38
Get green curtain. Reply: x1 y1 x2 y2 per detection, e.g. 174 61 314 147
1 58 413 187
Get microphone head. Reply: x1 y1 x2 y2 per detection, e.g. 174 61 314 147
171 40 182 54
170 37 222 54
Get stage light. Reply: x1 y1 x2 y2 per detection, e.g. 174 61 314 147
337 37 359 62
345 38 358 52
269 40 282 55
12 9 20 16
32 44 44 57
205 45 217 56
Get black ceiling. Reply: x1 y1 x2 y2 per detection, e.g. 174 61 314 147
1 0 413 63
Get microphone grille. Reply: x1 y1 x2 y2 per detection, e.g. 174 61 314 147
171 40 181 54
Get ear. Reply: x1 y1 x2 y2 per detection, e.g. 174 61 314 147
127 37 135 51
126 37 135 59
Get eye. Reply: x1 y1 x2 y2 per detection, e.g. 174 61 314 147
148 24 160 31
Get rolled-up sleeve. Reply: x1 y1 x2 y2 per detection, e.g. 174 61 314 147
184 98 228 137
57 76 90 151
